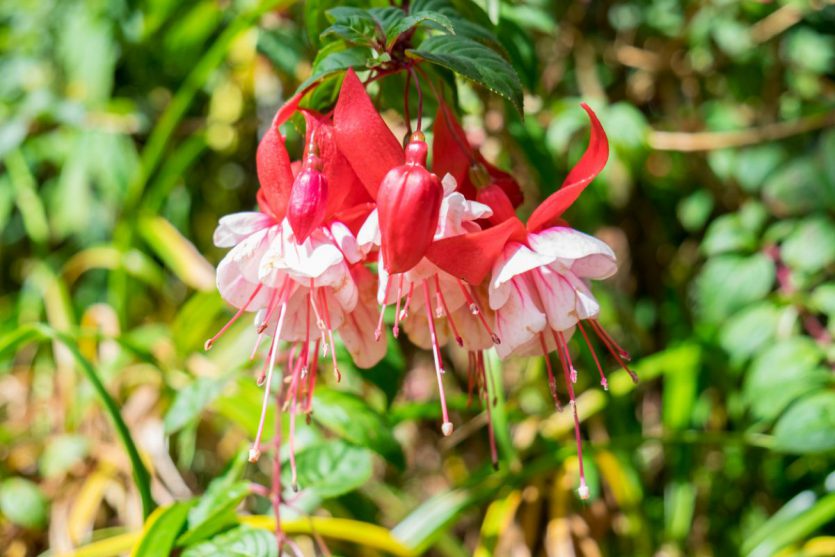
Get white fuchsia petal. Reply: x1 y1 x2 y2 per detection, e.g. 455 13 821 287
213 212 275 248
528 227 617 279
494 275 547 359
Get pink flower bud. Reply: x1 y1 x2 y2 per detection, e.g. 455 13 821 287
287 155 328 243
377 134 443 274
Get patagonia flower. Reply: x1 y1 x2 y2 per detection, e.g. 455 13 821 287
426 103 635 498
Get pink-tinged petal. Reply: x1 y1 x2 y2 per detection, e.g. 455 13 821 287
213 212 274 248
401 305 452 350
494 275 547 359
329 221 363 264
526 103 609 232
425 216 526 285
565 272 601 320
531 265 581 331
256 124 295 220
216 255 272 310
491 242 555 291
357 209 380 252
227 226 276 284
334 69 404 198
260 222 344 286
338 266 387 368
528 226 617 279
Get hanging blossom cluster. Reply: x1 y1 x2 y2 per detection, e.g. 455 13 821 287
206 69 635 501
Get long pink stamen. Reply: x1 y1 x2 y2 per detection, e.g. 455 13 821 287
589 320 638 383
393 275 404 338
423 280 453 436
250 332 266 361
478 351 499 469
271 390 284 550
578 321 608 390
259 280 291 334
318 289 341 382
287 353 304 492
466 351 476 407
305 338 320 414
456 279 500 344
250 293 288 463
539 333 562 411
375 277 392 341
554 330 589 500
590 319 631 361
399 281 415 321
434 274 463 346
205 284 263 350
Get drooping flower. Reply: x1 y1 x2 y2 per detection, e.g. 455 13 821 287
358 174 499 436
426 103 635 498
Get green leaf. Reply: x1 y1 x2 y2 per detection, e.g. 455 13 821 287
763 158 833 217
290 441 373 498
408 35 523 113
182 525 278 557
744 338 828 421
179 451 250 546
312 388 404 468
693 254 775 323
132 502 194 557
165 375 233 434
294 45 374 98
392 489 474 553
744 492 835 557
719 302 780 363
677 190 714 232
386 11 455 47
701 213 758 256
780 216 835 273
773 392 835 454
0 478 48 530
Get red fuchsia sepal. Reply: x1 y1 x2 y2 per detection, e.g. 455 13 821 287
334 69 404 199
526 103 609 233
256 124 295 220
376 132 444 274
425 216 526 285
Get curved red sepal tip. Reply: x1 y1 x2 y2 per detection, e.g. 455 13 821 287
334 69 404 199
256 124 294 221
526 103 609 233
426 217 527 285
432 101 472 190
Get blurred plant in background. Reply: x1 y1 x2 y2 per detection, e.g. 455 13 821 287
1 0 834 556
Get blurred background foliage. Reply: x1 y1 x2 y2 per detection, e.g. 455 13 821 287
1 0 835 556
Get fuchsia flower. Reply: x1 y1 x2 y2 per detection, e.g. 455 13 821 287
207 65 633 500
427 103 636 498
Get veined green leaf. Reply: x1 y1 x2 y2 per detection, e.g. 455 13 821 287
408 35 523 113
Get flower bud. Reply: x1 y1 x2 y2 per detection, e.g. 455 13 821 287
287 153 328 243
377 132 442 274
470 164 516 225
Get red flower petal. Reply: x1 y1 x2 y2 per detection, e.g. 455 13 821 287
334 69 404 199
432 101 473 195
256 122 294 220
426 217 527 285
302 111 372 219
526 103 609 233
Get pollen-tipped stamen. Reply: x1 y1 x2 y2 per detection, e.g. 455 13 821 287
577 321 608 390
205 284 263 350
478 351 499 470
434 274 463 346
305 338 320 414
375 278 392 341
590 318 632 361
318 288 341 382
250 297 288 463
456 279 500 344
554 330 589 500
539 333 562 411
393 275 404 338
423 280 453 436
400 281 415 321
589 319 638 383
